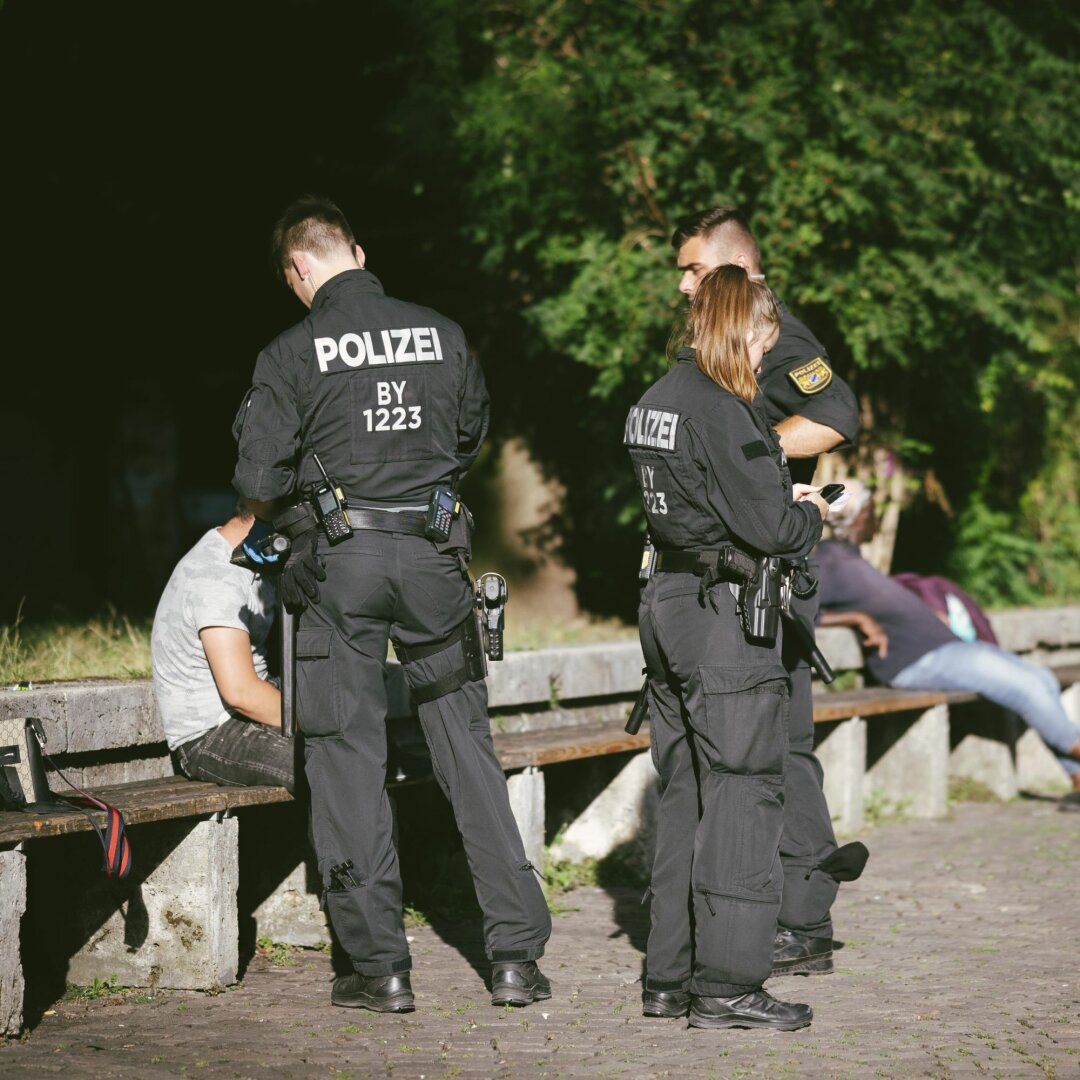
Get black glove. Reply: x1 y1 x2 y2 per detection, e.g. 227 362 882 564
280 541 327 613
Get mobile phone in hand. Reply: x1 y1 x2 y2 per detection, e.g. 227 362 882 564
819 483 846 504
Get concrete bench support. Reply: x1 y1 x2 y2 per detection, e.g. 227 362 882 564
948 706 1021 802
816 716 867 835
252 859 329 949
865 704 949 819
66 816 240 991
548 751 659 870
1016 683 1080 793
1 847 27 1036
506 766 546 873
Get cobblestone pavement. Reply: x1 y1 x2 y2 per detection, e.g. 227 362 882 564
2 801 1078 1080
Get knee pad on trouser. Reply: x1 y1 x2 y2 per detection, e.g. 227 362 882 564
397 614 486 704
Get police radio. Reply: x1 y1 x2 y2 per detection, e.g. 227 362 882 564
425 486 461 543
311 453 353 545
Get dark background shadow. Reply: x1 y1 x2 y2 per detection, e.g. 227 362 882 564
0 0 517 619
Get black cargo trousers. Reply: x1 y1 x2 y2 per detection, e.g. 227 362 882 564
778 565 839 941
639 572 790 997
295 528 551 977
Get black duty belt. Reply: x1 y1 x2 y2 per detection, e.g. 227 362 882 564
654 546 759 584
654 550 714 575
274 503 429 539
347 508 428 537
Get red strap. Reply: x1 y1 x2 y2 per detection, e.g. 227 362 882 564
74 794 132 879
29 729 134 880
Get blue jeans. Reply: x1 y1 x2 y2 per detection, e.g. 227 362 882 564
892 641 1080 777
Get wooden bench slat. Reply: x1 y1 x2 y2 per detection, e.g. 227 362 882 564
0 777 291 845
495 722 649 768
811 686 979 722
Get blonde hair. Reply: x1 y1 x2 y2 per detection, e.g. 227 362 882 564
672 264 781 403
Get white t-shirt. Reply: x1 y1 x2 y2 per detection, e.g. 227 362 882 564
151 528 277 750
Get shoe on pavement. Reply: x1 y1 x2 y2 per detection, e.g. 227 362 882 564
332 972 415 1012
1058 790 1080 813
689 988 812 1031
771 927 834 976
642 988 691 1018
490 961 552 1006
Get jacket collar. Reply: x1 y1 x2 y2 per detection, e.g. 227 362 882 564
310 269 385 314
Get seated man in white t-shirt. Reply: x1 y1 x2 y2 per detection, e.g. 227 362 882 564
151 502 296 793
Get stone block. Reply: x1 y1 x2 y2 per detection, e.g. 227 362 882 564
816 626 864 673
0 847 27 1036
1015 728 1070 795
0 680 162 752
815 716 866 834
486 642 646 709
506 767 545 872
66 816 239 990
1062 681 1080 725
865 704 949 819
251 860 329 949
548 751 659 870
948 704 1020 802
988 607 1080 654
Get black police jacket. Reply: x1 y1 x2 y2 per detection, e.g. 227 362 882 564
232 270 489 505
759 299 859 485
624 350 822 557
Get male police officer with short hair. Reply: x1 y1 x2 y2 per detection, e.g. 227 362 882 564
666 207 863 984
232 195 551 1012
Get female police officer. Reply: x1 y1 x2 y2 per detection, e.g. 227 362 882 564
624 265 829 1030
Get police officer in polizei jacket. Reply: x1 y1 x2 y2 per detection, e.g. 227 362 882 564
232 195 551 1013
670 207 867 984
628 265 830 1030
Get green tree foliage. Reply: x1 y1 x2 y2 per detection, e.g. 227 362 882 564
452 0 1080 613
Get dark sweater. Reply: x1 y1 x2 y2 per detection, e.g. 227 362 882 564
816 540 958 684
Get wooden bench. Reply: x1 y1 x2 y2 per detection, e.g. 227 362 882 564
0 777 296 1037
532 661 1080 864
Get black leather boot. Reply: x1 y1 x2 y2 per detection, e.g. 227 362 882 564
331 972 415 1012
490 961 552 1006
642 988 691 1018
771 928 834 976
689 989 812 1031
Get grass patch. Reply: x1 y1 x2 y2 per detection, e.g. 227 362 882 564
544 844 648 909
0 605 151 684
863 789 911 827
255 936 296 967
65 976 128 1001
948 776 1003 804
2 606 633 684
819 669 861 692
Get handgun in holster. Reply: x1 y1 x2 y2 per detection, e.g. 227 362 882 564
737 556 835 684
475 572 507 662
738 555 785 645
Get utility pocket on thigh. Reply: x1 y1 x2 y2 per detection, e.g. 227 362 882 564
297 628 341 738
699 665 789 776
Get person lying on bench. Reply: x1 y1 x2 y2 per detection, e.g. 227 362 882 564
151 501 297 794
815 480 1080 811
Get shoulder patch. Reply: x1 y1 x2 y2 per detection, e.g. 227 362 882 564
741 440 770 461
787 357 833 395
